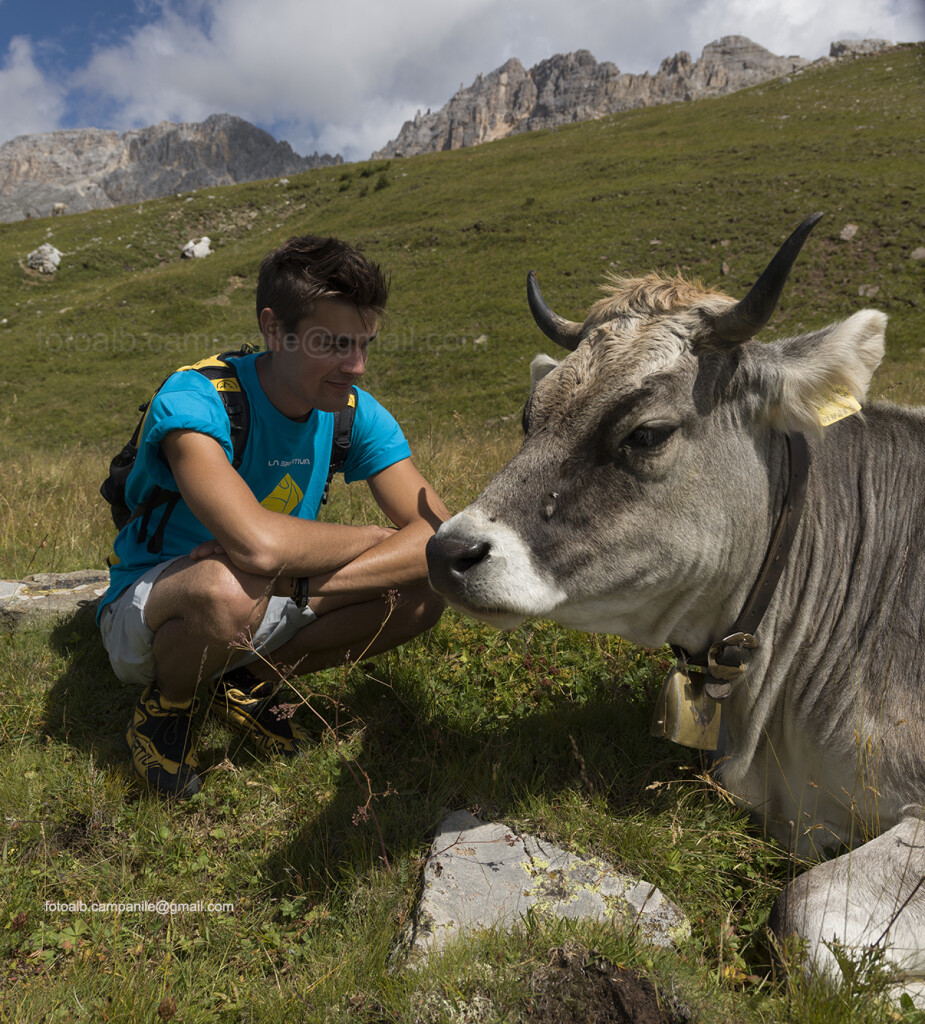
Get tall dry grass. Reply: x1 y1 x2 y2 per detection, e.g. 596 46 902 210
0 449 114 578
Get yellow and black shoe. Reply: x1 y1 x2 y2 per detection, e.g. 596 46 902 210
211 668 308 758
126 685 201 797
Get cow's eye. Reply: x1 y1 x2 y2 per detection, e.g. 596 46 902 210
623 425 676 451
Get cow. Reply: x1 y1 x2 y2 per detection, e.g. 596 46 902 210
426 214 925 1004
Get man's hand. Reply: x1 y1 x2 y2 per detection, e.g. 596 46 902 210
189 538 226 561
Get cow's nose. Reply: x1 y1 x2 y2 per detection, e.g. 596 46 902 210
426 535 490 593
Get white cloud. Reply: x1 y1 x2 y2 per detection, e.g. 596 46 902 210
0 36 66 141
72 0 502 158
693 0 924 61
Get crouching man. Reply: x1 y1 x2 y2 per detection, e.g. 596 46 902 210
97 235 448 797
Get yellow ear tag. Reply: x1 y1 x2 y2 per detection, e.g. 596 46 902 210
816 388 861 428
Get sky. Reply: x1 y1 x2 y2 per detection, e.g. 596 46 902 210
0 0 922 163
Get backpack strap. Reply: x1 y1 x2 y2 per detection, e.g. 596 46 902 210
136 487 183 554
178 349 254 468
321 387 357 506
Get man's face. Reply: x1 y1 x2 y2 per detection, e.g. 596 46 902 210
261 297 378 417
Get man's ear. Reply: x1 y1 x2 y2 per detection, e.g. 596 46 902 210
259 307 282 349
740 310 886 434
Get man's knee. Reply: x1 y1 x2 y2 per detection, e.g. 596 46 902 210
150 555 272 637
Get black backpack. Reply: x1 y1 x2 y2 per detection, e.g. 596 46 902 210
100 346 356 555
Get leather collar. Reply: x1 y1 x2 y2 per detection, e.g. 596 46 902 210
672 431 810 699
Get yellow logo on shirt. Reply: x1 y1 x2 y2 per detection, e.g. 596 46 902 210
261 474 303 515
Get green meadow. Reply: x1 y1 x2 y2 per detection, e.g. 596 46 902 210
1 44 923 1022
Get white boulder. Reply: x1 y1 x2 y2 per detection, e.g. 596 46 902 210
181 236 212 259
26 243 62 274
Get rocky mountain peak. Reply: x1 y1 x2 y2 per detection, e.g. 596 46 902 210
0 114 342 223
374 36 816 159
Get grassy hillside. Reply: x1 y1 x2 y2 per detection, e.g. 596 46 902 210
2 44 922 458
1 44 924 1024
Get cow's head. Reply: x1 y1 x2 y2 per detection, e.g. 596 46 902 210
427 215 886 651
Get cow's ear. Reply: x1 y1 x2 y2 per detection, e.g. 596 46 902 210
530 354 559 391
744 310 886 434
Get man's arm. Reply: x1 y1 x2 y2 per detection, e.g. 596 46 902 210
161 429 392 577
307 457 450 599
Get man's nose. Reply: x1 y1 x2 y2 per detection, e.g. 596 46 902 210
341 346 367 374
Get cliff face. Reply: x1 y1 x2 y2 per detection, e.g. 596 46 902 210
373 36 809 158
0 113 342 223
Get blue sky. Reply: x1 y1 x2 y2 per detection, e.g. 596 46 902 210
1 0 922 162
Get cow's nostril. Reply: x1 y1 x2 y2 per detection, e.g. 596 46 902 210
451 540 490 573
426 535 491 590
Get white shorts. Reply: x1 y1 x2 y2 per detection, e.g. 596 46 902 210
98 556 318 686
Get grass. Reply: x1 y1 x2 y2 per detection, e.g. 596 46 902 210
1 43 924 1022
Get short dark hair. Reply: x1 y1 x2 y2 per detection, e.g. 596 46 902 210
256 235 389 332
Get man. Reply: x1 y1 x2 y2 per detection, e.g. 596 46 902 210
97 235 448 797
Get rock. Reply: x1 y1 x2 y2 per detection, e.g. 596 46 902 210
858 284 880 298
405 809 689 956
830 39 894 58
373 36 809 159
0 114 343 224
181 236 212 259
0 570 110 629
911 247 925 260
840 223 859 241
26 243 62 273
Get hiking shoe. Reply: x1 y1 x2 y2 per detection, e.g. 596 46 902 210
210 667 308 758
126 685 201 797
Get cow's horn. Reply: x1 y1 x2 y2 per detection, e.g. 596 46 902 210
527 270 584 351
713 212 824 345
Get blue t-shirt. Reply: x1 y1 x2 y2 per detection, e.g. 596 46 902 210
98 352 411 618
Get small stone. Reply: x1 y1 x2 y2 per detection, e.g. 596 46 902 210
840 224 858 241
910 247 925 261
858 284 880 298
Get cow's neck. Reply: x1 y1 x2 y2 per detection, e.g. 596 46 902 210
675 431 810 687
662 426 796 656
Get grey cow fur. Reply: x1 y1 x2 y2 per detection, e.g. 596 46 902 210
426 220 925 1001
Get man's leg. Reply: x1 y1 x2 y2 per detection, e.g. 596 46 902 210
143 556 443 689
209 581 443 759
123 554 278 798
248 581 444 680
143 554 276 701
128 554 443 795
